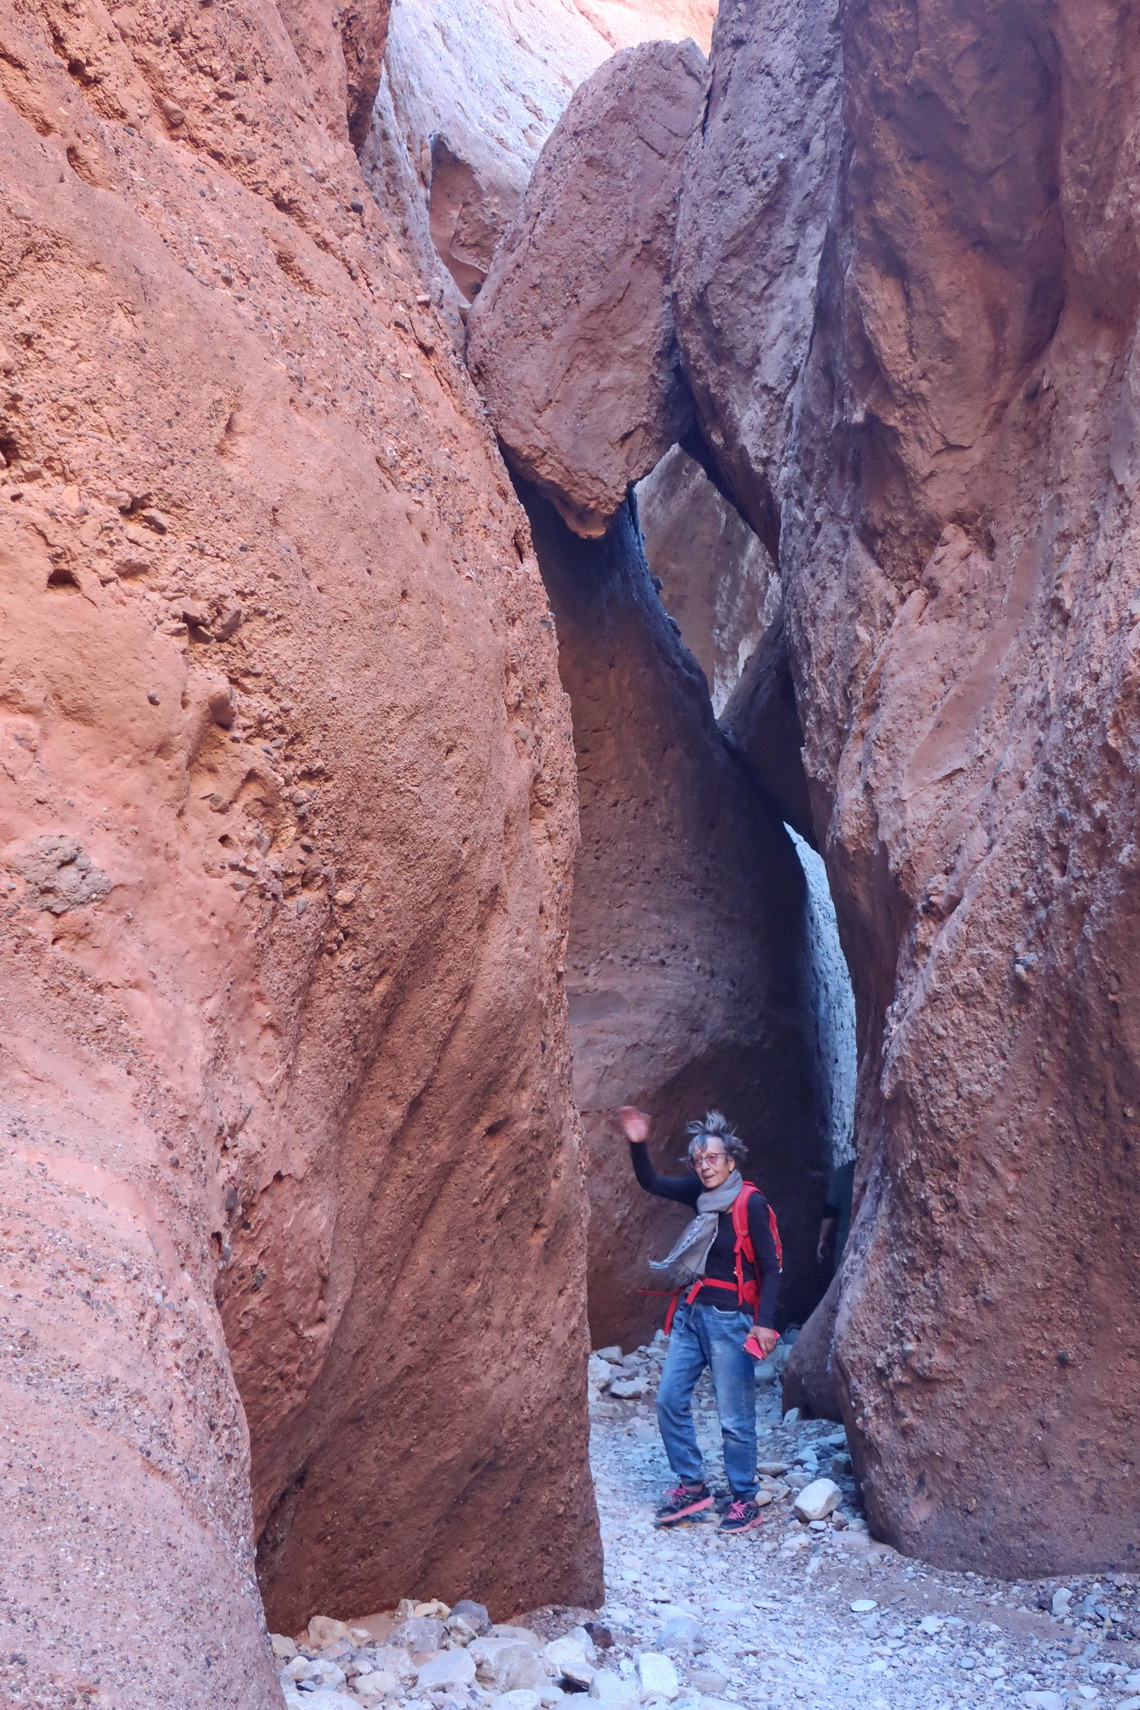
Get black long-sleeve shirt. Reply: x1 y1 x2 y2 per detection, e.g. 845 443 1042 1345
630 1141 780 1328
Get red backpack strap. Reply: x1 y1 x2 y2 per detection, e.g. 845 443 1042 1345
731 1182 783 1311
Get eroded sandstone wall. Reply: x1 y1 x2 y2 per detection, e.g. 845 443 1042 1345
678 0 1140 1575
520 487 830 1351
0 2 599 1699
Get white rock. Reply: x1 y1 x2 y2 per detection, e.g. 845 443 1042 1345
596 1345 624 1363
492 1693 543 1710
1052 1587 1073 1616
1126 1677 1140 1694
609 1376 650 1400
309 1615 351 1648
353 1667 408 1705
637 1653 680 1700
271 1633 299 1661
850 1600 878 1613
589 1669 641 1709
1116 1698 1140 1710
297 1694 357 1710
1020 1694 1064 1710
793 1478 842 1522
588 1354 613 1391
918 1616 944 1634
709 1597 749 1615
472 1638 547 1692
490 1626 544 1649
416 1649 477 1691
656 1614 703 1648
543 1633 596 1687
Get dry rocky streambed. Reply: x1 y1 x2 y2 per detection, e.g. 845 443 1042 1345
275 1342 1140 1710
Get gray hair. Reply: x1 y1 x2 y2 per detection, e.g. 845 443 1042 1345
685 1109 746 1165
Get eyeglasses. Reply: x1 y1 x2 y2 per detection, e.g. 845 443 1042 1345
695 1151 727 1167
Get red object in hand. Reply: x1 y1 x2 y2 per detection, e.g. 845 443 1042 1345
745 1326 780 1361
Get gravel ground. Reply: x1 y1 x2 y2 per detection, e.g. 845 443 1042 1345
586 1338 1140 1710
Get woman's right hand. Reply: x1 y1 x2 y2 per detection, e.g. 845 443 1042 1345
617 1105 650 1144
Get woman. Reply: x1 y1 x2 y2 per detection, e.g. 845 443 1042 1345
618 1104 780 1534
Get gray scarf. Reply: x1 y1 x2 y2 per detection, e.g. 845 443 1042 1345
648 1169 743 1283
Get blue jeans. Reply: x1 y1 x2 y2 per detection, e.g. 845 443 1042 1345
656 1302 757 1499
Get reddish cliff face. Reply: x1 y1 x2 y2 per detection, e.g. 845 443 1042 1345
520 488 831 1352
0 2 598 1699
679 0 1140 1575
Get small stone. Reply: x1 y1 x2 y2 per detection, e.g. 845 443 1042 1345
655 1614 702 1649
850 1600 878 1614
584 1623 613 1651
471 1637 546 1692
918 1616 943 1635
588 1670 640 1709
147 690 160 705
492 1692 542 1710
1116 1698 1140 1710
543 1632 596 1687
489 1627 543 1649
783 1406 801 1424
449 1600 491 1636
609 1376 650 1400
334 888 356 906
391 1616 447 1654
808 1519 828 1532
417 1649 476 1691
687 1673 728 1697
413 1599 451 1618
215 604 243 641
756 1462 788 1477
271 1633 299 1661
1020 1694 1064 1710
208 686 236 727
637 1653 679 1700
588 1354 613 1390
139 507 170 533
1125 1675 1140 1692
793 1478 842 1522
1051 1587 1073 1616
595 1346 623 1363
350 198 364 213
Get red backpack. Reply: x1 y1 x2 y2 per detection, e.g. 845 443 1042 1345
663 1181 782 1331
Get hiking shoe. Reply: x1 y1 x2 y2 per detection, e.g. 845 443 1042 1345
654 1481 714 1526
719 1497 765 1533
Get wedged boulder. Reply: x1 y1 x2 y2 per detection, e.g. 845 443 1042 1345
517 484 831 1349
780 1273 844 1422
363 0 716 303
468 42 710 538
0 0 598 1697
679 0 1140 1576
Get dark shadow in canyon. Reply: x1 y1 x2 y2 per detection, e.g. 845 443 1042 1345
516 477 844 1352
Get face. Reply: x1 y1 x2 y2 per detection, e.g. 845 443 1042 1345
692 1141 733 1190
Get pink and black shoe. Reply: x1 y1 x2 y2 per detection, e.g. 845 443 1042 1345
719 1497 766 1533
654 1480 714 1526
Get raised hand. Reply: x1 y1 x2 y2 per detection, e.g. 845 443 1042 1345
617 1105 650 1144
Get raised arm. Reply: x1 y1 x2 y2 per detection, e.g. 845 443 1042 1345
616 1105 700 1207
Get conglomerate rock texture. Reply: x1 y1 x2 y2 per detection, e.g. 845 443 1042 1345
519 485 831 1352
676 0 1140 1576
0 2 601 1702
468 41 709 538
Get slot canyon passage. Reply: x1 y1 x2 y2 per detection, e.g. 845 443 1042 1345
4 0 1140 1707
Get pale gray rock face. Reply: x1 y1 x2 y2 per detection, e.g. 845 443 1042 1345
468 41 710 537
364 0 716 302
635 445 781 717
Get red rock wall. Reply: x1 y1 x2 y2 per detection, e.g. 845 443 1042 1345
519 487 832 1352
0 2 599 1697
679 0 1140 1575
